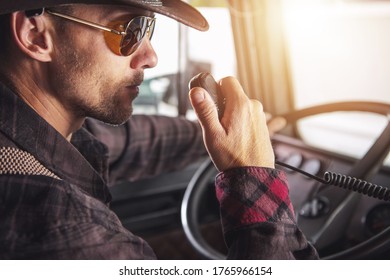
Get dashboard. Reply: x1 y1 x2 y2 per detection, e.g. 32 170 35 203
110 133 390 259
273 134 390 257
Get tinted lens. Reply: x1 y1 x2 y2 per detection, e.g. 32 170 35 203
120 17 155 56
147 18 156 40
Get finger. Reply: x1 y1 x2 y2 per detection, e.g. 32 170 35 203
219 77 247 118
267 116 287 136
265 112 272 122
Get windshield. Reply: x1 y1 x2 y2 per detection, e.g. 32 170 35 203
134 0 390 166
282 0 390 166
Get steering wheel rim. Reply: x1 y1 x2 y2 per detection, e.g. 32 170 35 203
181 159 225 260
181 101 390 259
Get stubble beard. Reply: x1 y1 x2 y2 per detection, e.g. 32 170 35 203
50 44 140 126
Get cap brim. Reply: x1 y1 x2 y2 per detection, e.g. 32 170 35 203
118 0 209 31
0 0 209 31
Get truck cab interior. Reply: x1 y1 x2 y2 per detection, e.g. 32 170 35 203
110 0 390 259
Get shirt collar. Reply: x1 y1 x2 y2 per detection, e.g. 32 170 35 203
0 83 111 203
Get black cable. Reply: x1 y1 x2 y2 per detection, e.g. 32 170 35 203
276 160 327 183
276 160 390 201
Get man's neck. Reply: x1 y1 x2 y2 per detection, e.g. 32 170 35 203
1 71 83 141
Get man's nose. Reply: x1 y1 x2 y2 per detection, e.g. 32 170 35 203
129 38 158 69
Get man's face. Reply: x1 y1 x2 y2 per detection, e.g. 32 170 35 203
47 5 158 125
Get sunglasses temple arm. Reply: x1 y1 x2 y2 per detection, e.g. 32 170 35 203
46 10 124 35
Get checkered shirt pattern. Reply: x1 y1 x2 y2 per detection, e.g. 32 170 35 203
216 167 294 233
216 167 319 259
0 147 60 179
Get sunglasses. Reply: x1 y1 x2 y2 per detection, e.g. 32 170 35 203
29 8 156 56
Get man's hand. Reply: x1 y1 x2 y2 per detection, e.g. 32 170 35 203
189 76 277 172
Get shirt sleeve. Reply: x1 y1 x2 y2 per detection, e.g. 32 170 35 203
215 167 319 259
84 116 207 184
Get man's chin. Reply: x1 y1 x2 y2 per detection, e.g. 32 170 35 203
91 108 133 126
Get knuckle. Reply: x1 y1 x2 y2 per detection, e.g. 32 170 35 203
250 98 264 112
220 76 236 83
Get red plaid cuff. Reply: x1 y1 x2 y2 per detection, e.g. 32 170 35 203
215 167 295 233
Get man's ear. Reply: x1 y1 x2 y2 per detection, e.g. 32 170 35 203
10 11 53 62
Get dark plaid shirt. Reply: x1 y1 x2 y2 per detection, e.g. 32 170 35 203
0 83 318 259
216 167 318 259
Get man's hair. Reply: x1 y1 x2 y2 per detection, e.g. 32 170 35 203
49 5 74 13
47 5 74 30
0 13 11 60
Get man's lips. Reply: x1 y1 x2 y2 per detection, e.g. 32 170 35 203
125 85 140 97
124 73 143 99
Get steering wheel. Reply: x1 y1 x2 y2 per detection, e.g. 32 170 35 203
181 101 390 259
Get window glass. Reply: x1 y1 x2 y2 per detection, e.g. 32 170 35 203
281 0 390 165
133 14 180 116
134 3 236 120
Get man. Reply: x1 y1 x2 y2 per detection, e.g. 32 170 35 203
0 0 318 259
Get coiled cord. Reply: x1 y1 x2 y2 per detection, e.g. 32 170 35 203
324 172 390 201
276 160 390 201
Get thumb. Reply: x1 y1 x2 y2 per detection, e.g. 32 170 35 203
189 87 221 131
